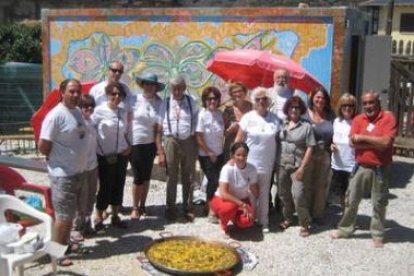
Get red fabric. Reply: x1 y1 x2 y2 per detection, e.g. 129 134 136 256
209 196 254 231
31 81 97 142
206 49 323 92
351 110 396 165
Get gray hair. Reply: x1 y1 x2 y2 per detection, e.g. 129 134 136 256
250 86 272 105
169 75 186 86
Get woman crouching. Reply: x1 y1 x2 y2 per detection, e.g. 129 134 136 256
209 142 259 235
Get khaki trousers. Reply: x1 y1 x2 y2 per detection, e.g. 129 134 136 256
164 136 197 212
337 165 390 238
278 166 310 227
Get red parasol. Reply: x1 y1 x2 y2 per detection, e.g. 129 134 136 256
206 49 323 93
31 81 97 142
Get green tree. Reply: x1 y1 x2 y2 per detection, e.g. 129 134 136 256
0 22 41 63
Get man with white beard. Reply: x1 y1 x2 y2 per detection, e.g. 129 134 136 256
269 69 295 120
268 69 295 211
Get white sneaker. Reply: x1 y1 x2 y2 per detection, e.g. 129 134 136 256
262 226 270 233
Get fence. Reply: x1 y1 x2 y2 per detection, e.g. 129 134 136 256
389 56 414 156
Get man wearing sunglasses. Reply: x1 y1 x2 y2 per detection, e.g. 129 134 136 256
331 90 396 248
89 61 133 113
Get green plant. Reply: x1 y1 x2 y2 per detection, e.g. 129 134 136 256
0 22 41 63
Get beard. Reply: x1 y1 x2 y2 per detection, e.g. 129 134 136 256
273 84 291 96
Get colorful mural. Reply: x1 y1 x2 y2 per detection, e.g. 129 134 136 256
45 12 334 99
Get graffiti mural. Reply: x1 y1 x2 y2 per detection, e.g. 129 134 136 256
45 11 334 100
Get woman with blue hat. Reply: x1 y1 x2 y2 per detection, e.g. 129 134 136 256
129 73 165 219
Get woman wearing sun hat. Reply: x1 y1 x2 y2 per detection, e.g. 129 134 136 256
129 73 165 219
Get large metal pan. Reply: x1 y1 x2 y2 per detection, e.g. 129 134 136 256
143 233 241 275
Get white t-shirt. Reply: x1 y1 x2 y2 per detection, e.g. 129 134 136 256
217 163 258 200
92 104 129 156
268 86 294 121
239 110 281 173
40 103 88 177
159 94 199 140
196 108 224 156
331 118 355 172
84 118 98 171
130 94 162 145
89 81 134 112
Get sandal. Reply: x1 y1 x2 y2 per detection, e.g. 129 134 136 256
139 206 148 216
299 227 310 238
94 220 105 232
279 220 293 230
57 256 73 267
130 207 140 220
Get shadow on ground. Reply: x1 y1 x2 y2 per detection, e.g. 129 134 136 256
391 160 414 189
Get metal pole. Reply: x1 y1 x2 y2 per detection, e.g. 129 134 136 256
386 0 395 35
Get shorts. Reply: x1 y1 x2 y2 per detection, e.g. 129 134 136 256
331 169 351 196
130 143 157 185
49 173 84 221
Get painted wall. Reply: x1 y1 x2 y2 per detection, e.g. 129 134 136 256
42 8 349 102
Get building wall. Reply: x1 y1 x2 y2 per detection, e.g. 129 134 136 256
42 7 347 103
377 5 414 55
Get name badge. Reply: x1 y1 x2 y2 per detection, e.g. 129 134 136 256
366 123 375 132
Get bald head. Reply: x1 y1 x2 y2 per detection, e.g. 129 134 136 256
273 69 289 87
361 90 381 119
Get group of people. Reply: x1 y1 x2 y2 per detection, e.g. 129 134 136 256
38 61 396 265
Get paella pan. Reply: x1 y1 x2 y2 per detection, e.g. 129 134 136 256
144 235 241 275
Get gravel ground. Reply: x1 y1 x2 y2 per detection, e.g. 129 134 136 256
11 156 414 276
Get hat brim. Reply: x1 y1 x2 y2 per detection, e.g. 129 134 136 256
136 78 165 92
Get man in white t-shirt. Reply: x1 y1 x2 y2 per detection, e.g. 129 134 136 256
89 60 134 113
159 75 199 222
39 79 88 265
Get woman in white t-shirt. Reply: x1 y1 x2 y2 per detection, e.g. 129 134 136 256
235 87 281 233
330 93 357 211
209 142 259 235
92 83 131 230
129 74 165 219
196 86 225 219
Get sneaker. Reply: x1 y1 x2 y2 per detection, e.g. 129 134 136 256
262 226 270 233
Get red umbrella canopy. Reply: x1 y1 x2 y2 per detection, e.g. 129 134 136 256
206 49 323 93
31 81 97 142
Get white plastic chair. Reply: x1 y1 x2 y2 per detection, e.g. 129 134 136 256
0 194 57 276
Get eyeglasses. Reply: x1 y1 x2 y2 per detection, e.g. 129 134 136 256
255 97 268 102
289 105 300 110
206 97 218 101
109 68 124 74
341 104 355 108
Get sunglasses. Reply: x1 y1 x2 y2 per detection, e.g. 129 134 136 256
255 97 268 102
206 97 218 101
109 68 124 74
81 105 95 111
341 104 355 108
109 92 124 98
289 105 300 110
